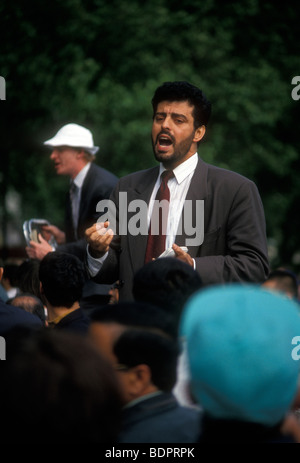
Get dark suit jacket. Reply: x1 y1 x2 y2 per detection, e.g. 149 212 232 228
118 392 202 443
59 162 118 259
52 308 90 334
93 157 269 300
0 299 42 336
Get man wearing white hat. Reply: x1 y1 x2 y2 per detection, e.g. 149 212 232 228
26 123 118 260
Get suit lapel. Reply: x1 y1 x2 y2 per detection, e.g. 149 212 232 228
175 157 208 255
125 158 208 267
184 157 208 201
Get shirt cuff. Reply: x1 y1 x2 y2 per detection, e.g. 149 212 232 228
86 246 108 277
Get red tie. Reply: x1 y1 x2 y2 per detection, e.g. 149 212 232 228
144 170 174 263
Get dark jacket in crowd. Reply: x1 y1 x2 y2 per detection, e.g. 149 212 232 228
118 392 202 443
51 308 90 334
0 299 42 336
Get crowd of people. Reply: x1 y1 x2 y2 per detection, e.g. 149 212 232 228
0 254 300 444
1 80 300 444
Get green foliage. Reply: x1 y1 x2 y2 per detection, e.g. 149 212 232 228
1 0 299 269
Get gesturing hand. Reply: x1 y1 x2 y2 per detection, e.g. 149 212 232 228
85 221 114 258
172 243 194 267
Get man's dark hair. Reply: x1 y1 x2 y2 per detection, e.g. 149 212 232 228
39 251 86 308
1 328 123 443
90 301 177 339
90 301 180 391
152 81 212 129
3 263 19 286
114 329 179 392
133 258 202 336
17 259 41 298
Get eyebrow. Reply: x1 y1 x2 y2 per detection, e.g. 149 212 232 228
155 111 189 121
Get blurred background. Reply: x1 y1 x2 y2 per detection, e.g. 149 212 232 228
0 0 299 272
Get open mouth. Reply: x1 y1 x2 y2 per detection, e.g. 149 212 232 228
159 135 172 146
156 133 174 151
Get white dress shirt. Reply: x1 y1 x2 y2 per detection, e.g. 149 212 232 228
87 154 198 276
149 152 198 250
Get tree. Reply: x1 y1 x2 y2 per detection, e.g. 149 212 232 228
1 0 299 270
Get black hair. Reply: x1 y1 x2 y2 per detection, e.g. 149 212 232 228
39 251 86 308
1 328 123 443
17 259 41 298
152 81 212 129
132 258 202 335
3 263 19 286
90 301 177 339
113 329 179 391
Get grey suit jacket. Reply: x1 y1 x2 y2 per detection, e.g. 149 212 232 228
93 157 269 300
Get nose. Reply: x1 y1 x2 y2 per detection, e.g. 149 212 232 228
50 149 58 160
161 115 171 131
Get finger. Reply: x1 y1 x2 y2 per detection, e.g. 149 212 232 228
88 226 114 242
172 244 194 267
42 225 55 233
89 228 114 247
94 227 111 237
172 243 185 256
95 221 111 232
87 224 113 242
25 247 36 258
85 222 109 238
38 233 47 243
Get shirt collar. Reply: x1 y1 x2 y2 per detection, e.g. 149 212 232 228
123 391 163 409
159 152 198 184
73 162 91 189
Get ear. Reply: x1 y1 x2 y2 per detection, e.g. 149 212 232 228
76 149 86 160
128 364 153 396
193 125 206 143
0 267 3 282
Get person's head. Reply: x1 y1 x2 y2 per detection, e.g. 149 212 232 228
132 257 202 337
151 81 211 169
1 263 19 290
89 302 180 404
262 268 299 300
43 123 99 179
39 251 86 308
8 293 46 323
180 284 300 428
1 328 123 443
112 329 179 403
17 258 41 298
